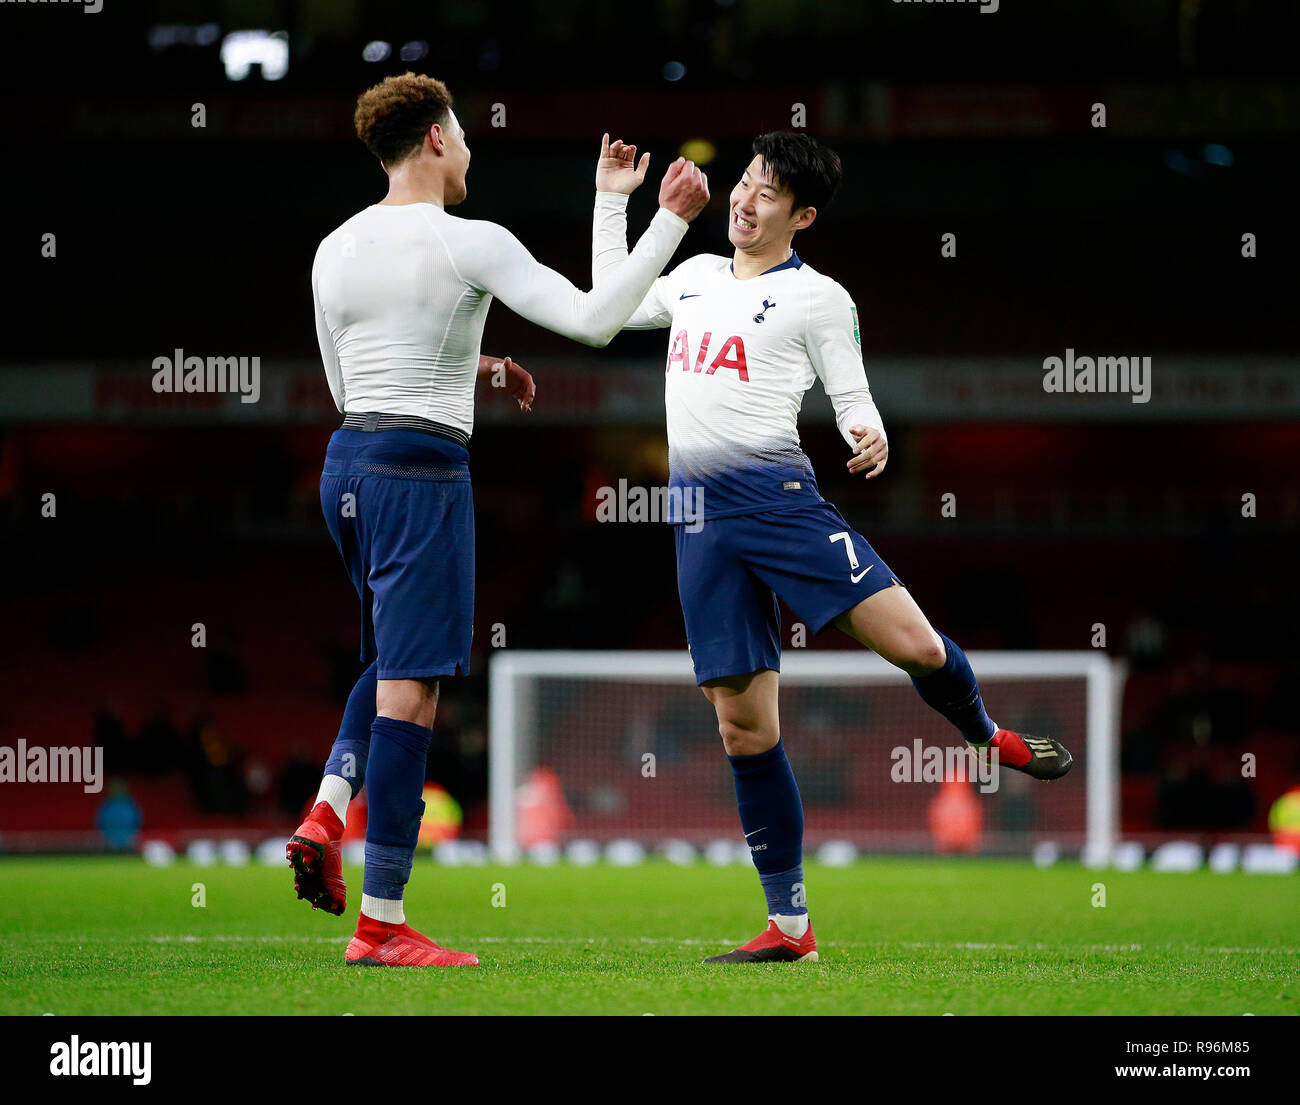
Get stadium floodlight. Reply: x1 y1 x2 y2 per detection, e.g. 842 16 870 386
489 650 1124 862
220 30 289 82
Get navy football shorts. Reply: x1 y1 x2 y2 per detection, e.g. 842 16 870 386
320 428 474 680
674 500 902 685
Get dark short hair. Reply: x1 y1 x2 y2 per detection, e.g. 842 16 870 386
354 72 454 165
751 131 843 213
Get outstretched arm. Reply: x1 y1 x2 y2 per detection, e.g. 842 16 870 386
592 137 681 330
592 197 678 330
456 139 708 347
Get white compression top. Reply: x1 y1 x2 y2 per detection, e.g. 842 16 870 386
311 194 688 435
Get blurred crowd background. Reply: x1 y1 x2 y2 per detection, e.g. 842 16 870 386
1 0 1297 853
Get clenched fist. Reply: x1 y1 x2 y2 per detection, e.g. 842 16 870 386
658 157 710 222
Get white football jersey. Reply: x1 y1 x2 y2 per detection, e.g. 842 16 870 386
601 238 885 520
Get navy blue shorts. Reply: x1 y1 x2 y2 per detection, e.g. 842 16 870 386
320 429 474 680
674 500 902 684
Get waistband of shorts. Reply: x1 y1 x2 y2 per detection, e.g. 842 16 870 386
325 423 470 480
341 411 470 448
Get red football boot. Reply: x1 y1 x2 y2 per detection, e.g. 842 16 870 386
703 919 819 964
978 728 1073 781
345 914 480 967
286 801 347 915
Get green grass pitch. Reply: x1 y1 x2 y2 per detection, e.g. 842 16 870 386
1 856 1296 1015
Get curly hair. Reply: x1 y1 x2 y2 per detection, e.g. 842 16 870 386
353 72 454 165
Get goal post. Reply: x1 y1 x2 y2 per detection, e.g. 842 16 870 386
488 650 1125 861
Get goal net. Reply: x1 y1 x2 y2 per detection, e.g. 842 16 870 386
488 650 1123 860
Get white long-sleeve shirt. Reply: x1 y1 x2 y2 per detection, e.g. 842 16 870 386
311 194 688 435
595 200 886 520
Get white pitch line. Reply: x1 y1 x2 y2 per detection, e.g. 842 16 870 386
899 940 1300 956
113 935 1300 956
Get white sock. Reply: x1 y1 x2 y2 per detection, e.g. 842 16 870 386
772 913 810 939
361 894 405 925
314 774 352 825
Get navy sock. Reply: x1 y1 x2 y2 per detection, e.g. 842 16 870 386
728 739 807 917
323 660 378 798
910 632 997 745
361 715 432 902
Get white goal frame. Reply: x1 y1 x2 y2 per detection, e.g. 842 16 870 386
488 650 1125 861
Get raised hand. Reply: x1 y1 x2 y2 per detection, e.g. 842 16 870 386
595 133 651 195
658 157 710 222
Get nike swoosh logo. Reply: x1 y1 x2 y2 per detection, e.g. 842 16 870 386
851 565 874 583
744 827 766 838
679 293 700 300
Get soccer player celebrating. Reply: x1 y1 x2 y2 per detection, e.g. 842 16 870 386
599 132 1072 964
289 73 709 967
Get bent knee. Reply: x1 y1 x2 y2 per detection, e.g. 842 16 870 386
895 630 946 676
717 719 779 758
